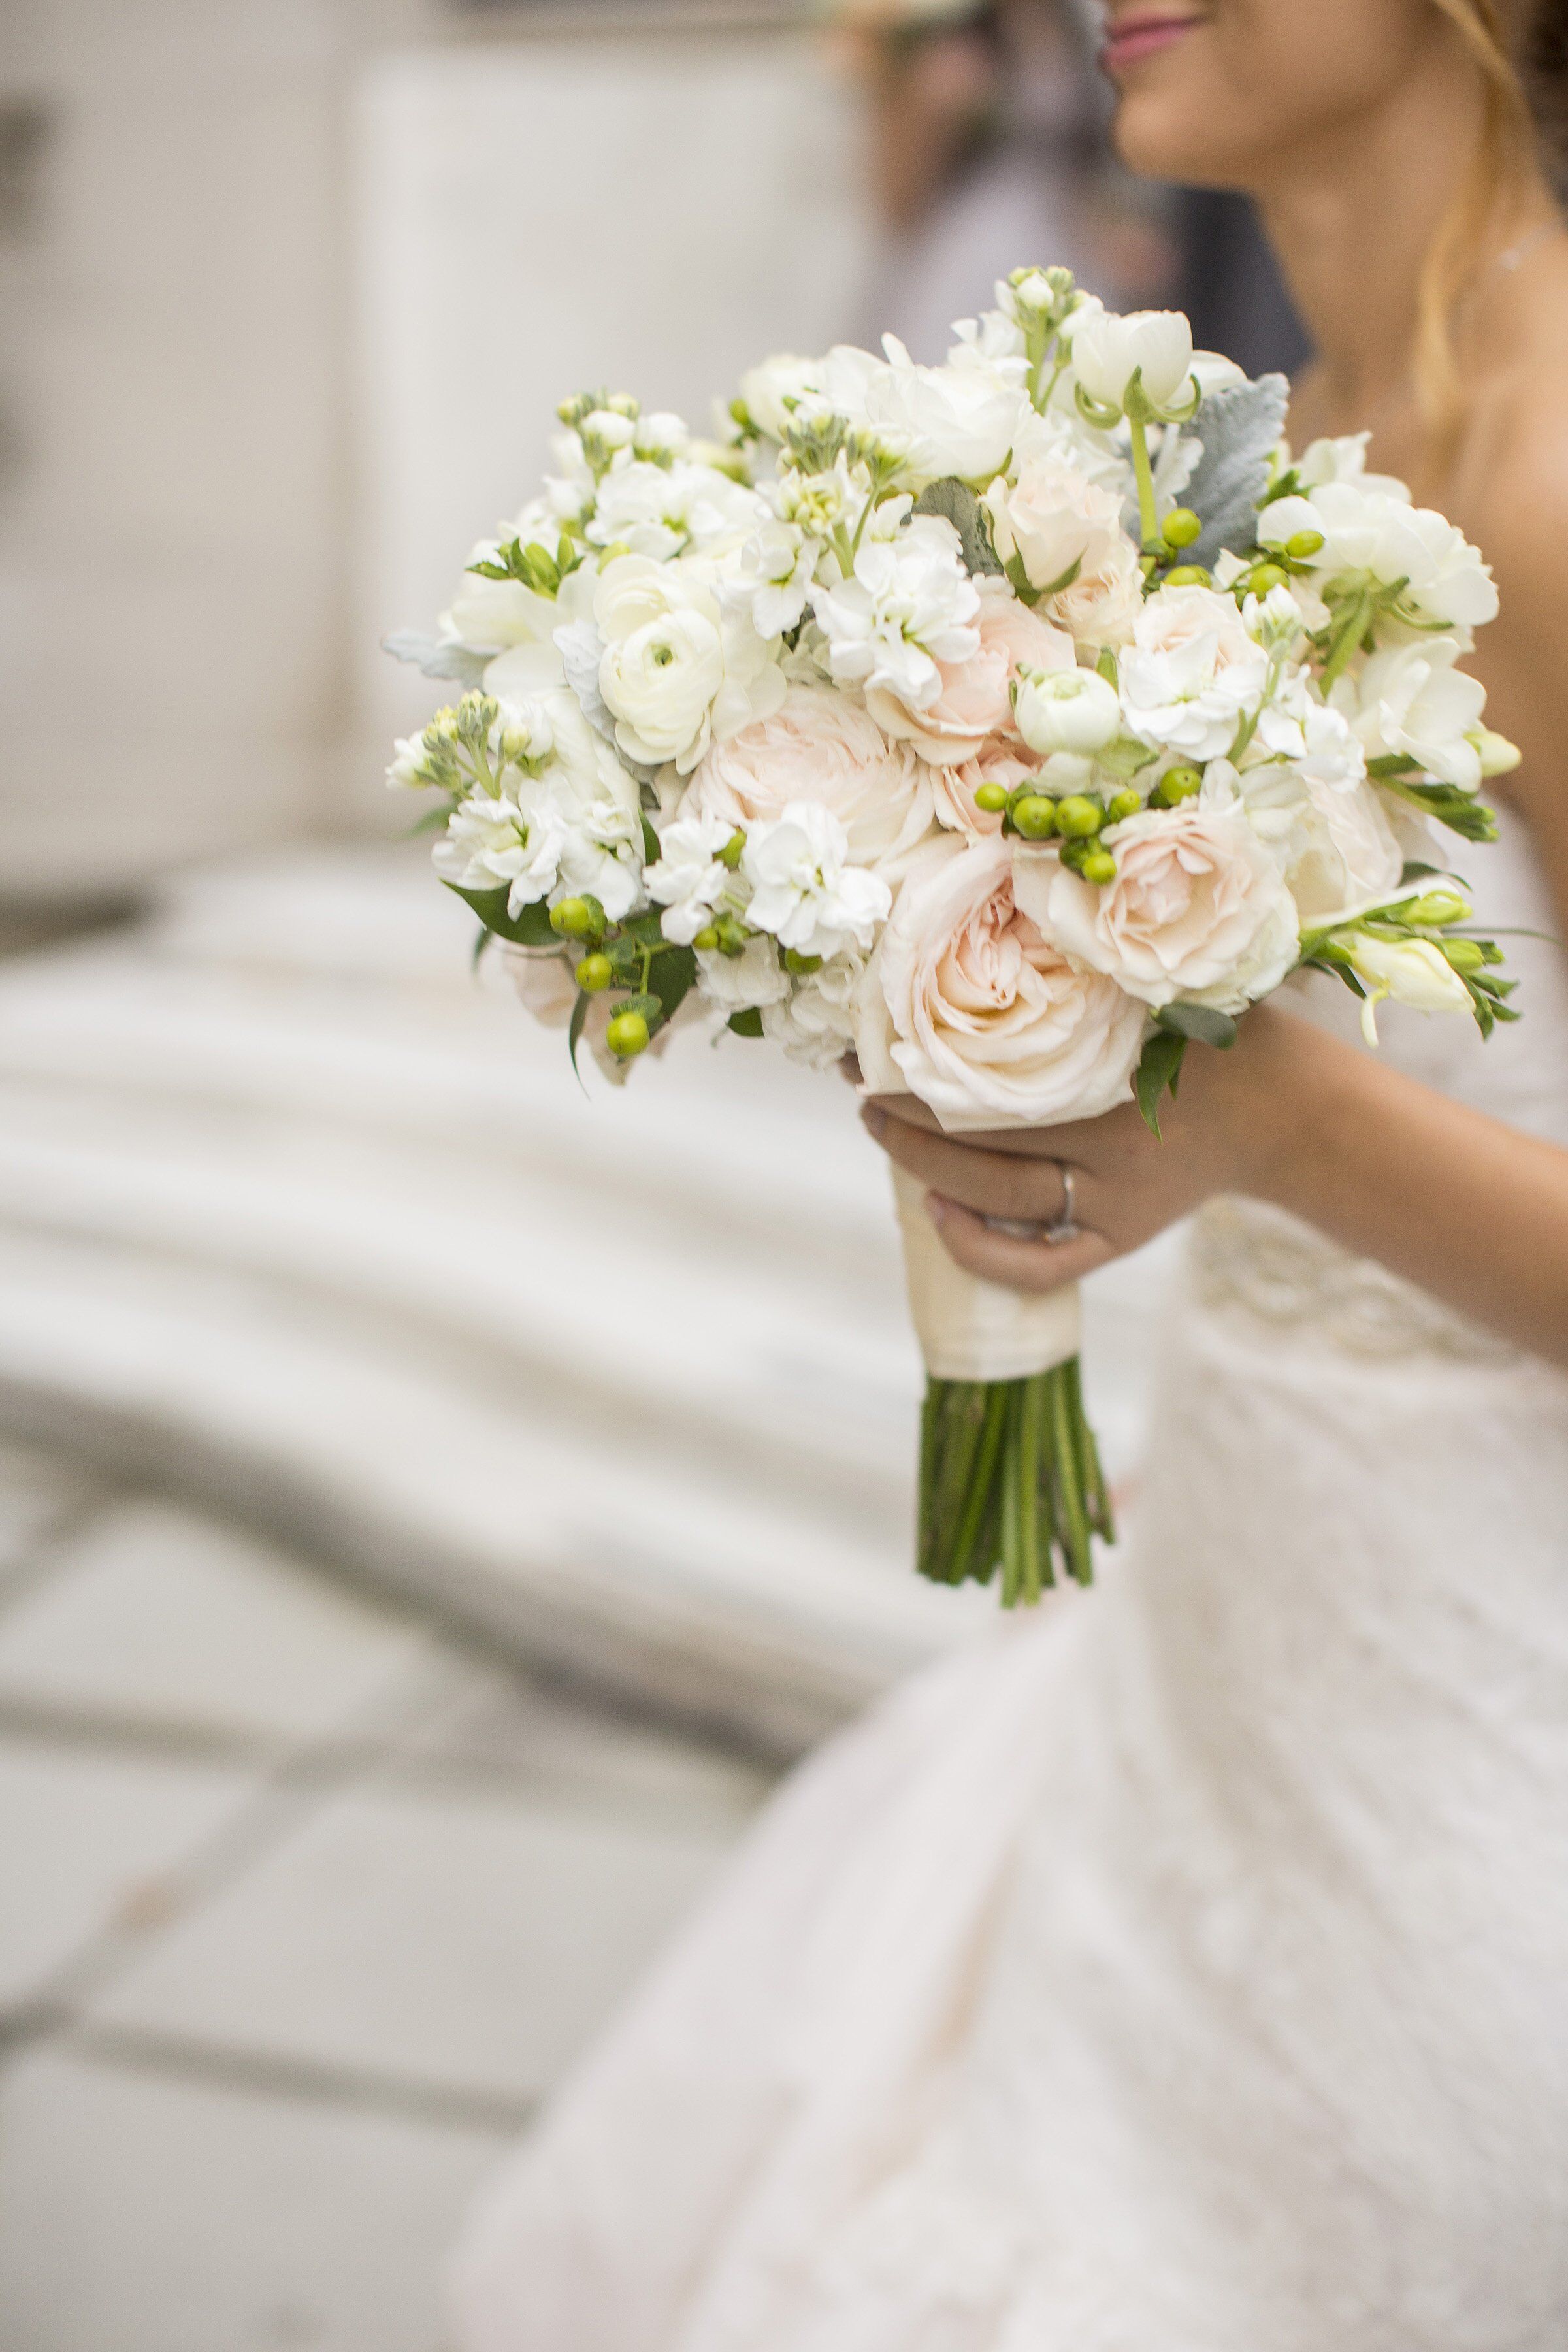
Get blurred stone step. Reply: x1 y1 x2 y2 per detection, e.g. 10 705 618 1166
0 1228 983 1758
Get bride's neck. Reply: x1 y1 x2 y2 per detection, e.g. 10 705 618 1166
1252 48 1550 437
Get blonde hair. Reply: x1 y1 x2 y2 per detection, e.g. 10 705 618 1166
1416 1 1544 440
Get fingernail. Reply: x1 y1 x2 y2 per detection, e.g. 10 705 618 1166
862 1105 887 1139
925 1191 947 1228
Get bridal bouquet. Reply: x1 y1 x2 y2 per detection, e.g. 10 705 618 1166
387 266 1518 1606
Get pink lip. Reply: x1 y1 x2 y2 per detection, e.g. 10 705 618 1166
1099 13 1201 73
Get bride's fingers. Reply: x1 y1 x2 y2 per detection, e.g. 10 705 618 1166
862 1104 1070 1224
925 1194 1116 1293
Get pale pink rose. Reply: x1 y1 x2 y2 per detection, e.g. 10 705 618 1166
1015 802 1299 1015
930 737 1045 836
681 683 932 873
982 459 1130 597
866 581 1075 768
855 834 1147 1128
1043 533 1145 652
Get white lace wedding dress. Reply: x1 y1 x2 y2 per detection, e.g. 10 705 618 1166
453 805 1568 2351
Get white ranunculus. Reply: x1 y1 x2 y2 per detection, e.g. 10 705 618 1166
681 685 933 874
1230 747 1404 925
696 932 790 1013
586 461 767 561
1331 636 1488 791
981 457 1132 598
1348 933 1473 1045
1260 483 1499 632
860 339 1028 486
809 517 981 715
1013 665 1122 757
740 802 892 960
1119 584 1270 763
762 949 866 1068
1190 351 1247 397
1068 308 1194 415
1019 801 1299 1013
595 555 785 775
856 834 1146 1127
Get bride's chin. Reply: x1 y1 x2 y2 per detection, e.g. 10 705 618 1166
1110 93 1264 191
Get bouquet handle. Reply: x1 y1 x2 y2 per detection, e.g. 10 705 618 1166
891 1168 1113 1601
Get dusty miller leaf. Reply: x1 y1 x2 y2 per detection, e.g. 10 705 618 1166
1183 374 1290 570
912 478 1005 578
382 630 491 691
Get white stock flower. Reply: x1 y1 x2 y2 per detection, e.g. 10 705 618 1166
981 457 1132 598
682 685 933 873
1331 637 1488 791
867 581 1075 766
1348 933 1473 1045
739 520 819 638
1119 585 1270 762
696 932 790 1015
740 802 892 960
856 834 1146 1126
809 516 981 715
1068 308 1194 414
1019 801 1299 1013
433 791 566 906
1260 483 1499 632
737 354 825 442
595 556 785 774
1013 664 1122 757
586 461 766 561
860 339 1028 485
761 950 866 1068
643 811 737 944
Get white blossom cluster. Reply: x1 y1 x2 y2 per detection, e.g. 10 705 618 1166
388 267 1516 1106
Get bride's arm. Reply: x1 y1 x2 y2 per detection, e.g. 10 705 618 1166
862 1002 1568 1371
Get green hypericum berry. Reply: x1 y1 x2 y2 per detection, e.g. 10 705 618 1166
1105 789 1142 825
1010 794 1058 840
1250 561 1288 594
1441 938 1486 973
1285 529 1325 560
1162 507 1201 549
606 1011 651 1058
1081 848 1117 885
1162 563 1211 588
692 926 720 952
972 781 1010 814
1054 794 1103 839
575 953 613 992
1153 764 1203 805
550 896 604 939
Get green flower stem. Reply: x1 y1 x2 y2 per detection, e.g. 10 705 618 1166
918 1363 1111 1604
1318 588 1373 695
1127 414 1162 552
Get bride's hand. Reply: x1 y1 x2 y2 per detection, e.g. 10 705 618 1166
857 1005 1312 1294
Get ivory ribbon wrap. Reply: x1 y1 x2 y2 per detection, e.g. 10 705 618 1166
892 1165 1081 1384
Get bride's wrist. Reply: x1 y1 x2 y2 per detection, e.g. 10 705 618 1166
1196 1004 1349 1213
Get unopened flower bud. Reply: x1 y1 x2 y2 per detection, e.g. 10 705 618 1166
1013 665 1121 757
784 949 823 974
1474 729 1521 778
1401 890 1471 928
1441 938 1486 973
718 830 747 871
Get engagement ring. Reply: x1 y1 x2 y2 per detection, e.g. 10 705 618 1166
983 1165 1080 1247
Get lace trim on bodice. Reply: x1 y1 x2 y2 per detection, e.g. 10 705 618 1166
1188 1198 1516 1366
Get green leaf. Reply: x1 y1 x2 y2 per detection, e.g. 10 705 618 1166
441 881 559 947
402 799 457 839
471 925 492 972
1155 1001 1239 1049
1399 859 1471 889
911 477 1005 577
1002 551 1041 607
1376 777 1500 841
727 1007 765 1039
640 813 662 866
1135 1029 1187 1137
648 942 696 1026
568 988 590 1080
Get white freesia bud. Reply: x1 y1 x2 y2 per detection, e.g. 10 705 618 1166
1070 309 1194 416
583 408 636 450
1475 728 1522 777
1348 934 1473 1046
1013 665 1122 757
